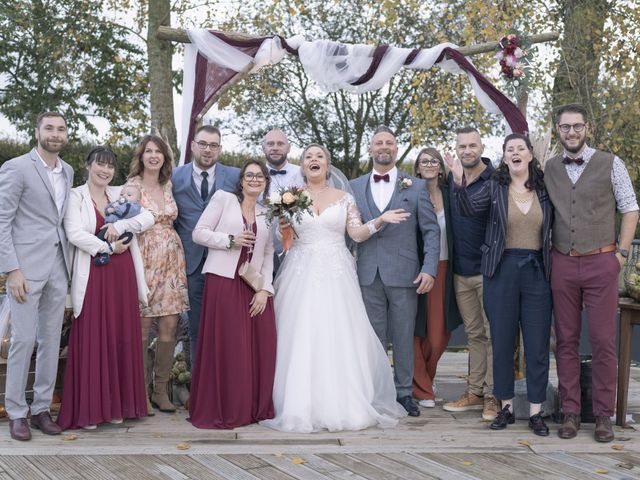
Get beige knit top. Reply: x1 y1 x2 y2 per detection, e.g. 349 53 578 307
505 192 542 250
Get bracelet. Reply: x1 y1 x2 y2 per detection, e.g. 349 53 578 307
366 220 378 236
227 234 235 250
107 242 114 253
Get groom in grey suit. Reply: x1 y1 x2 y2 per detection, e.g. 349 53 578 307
0 112 73 440
350 126 440 417
173 125 240 365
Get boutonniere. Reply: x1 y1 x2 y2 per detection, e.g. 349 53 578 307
399 177 412 191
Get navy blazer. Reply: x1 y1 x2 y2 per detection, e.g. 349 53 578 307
456 180 553 280
172 162 240 276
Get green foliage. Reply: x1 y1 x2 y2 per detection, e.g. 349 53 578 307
0 0 149 142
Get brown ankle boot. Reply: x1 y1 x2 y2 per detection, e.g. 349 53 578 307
151 340 177 413
142 339 155 416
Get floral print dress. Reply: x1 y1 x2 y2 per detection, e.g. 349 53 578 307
128 177 189 317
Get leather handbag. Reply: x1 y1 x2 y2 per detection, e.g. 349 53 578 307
238 261 264 292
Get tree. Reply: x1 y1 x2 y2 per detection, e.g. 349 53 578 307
0 0 149 141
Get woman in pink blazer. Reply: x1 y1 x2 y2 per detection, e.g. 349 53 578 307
188 159 276 429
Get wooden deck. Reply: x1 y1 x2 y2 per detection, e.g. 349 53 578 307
0 352 639 479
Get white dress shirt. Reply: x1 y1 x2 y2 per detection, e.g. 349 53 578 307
267 161 303 193
192 163 216 196
36 150 66 216
369 166 397 212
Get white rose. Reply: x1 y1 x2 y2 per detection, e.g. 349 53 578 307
269 192 282 204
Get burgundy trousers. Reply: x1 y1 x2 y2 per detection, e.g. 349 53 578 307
551 249 620 417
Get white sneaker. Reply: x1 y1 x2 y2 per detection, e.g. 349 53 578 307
109 418 123 424
82 424 97 430
418 399 436 408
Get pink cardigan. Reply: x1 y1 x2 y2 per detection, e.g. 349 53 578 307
192 190 275 294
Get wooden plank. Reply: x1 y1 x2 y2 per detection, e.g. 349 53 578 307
419 453 525 480
483 453 599 480
285 454 370 480
91 455 172 480
381 453 479 480
55 456 121 480
0 457 50 480
256 454 332 480
167 456 234 480
25 456 104 480
350 453 438 479
543 453 632 480
188 455 260 480
220 454 297 480
318 453 406 480
573 453 640 476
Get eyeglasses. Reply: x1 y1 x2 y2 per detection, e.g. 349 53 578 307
558 123 586 133
243 173 266 182
194 141 221 150
419 159 440 166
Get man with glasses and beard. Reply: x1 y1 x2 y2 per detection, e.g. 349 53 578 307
261 129 303 273
172 125 240 365
0 112 74 441
545 103 638 443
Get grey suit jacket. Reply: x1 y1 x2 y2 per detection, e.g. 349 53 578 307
350 172 440 288
172 162 240 276
0 149 73 280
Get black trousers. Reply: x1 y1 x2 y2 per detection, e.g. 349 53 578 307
483 249 552 403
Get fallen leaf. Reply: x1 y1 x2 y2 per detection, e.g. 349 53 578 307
611 444 625 450
62 434 78 441
462 461 473 466
176 443 190 450
518 440 531 447
291 457 305 465
272 453 283 457
595 468 608 474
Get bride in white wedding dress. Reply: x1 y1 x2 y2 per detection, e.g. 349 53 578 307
260 144 408 433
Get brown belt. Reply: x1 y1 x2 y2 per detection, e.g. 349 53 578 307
561 243 617 257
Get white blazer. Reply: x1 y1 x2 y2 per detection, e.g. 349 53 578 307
192 190 274 294
64 183 155 317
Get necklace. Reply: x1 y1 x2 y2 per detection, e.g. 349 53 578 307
307 185 329 196
509 187 533 204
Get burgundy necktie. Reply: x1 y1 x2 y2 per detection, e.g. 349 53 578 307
562 157 584 166
373 173 390 183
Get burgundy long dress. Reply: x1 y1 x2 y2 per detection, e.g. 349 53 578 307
57 207 147 429
188 222 277 429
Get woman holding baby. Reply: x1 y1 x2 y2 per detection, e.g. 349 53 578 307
127 135 190 414
57 146 155 430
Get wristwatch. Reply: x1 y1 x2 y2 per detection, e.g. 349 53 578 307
618 248 629 258
227 234 235 250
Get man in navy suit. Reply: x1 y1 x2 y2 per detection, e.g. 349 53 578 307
172 125 240 365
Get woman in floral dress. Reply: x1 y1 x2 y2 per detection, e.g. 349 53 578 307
128 135 189 414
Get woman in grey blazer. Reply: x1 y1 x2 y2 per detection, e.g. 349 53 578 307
446 133 553 436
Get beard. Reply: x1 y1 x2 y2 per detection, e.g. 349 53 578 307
461 155 482 169
39 138 67 154
560 136 586 154
266 153 287 167
373 154 394 166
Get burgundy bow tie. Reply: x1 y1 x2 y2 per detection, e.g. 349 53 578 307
562 156 584 166
373 173 390 183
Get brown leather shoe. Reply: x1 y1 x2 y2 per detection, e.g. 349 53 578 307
594 416 614 443
9 418 31 441
558 412 580 439
30 411 62 435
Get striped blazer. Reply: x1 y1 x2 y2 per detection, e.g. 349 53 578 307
455 180 553 280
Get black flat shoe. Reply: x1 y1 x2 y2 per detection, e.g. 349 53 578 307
528 412 549 436
490 405 514 430
397 396 420 417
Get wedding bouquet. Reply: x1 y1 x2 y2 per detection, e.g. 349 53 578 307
263 186 313 250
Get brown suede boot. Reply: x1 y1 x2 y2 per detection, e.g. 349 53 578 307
150 341 177 413
142 339 155 416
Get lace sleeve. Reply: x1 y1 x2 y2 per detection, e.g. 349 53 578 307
345 194 377 243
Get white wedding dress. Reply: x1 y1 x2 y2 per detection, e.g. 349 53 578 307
261 194 406 433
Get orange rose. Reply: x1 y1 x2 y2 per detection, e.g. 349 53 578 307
282 192 296 205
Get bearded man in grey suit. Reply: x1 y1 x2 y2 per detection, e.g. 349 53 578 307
172 125 240 365
350 126 440 417
0 112 74 441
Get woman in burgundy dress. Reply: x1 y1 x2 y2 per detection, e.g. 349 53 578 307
57 147 154 430
188 159 276 429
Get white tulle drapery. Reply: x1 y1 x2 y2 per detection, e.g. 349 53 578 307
180 29 519 164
